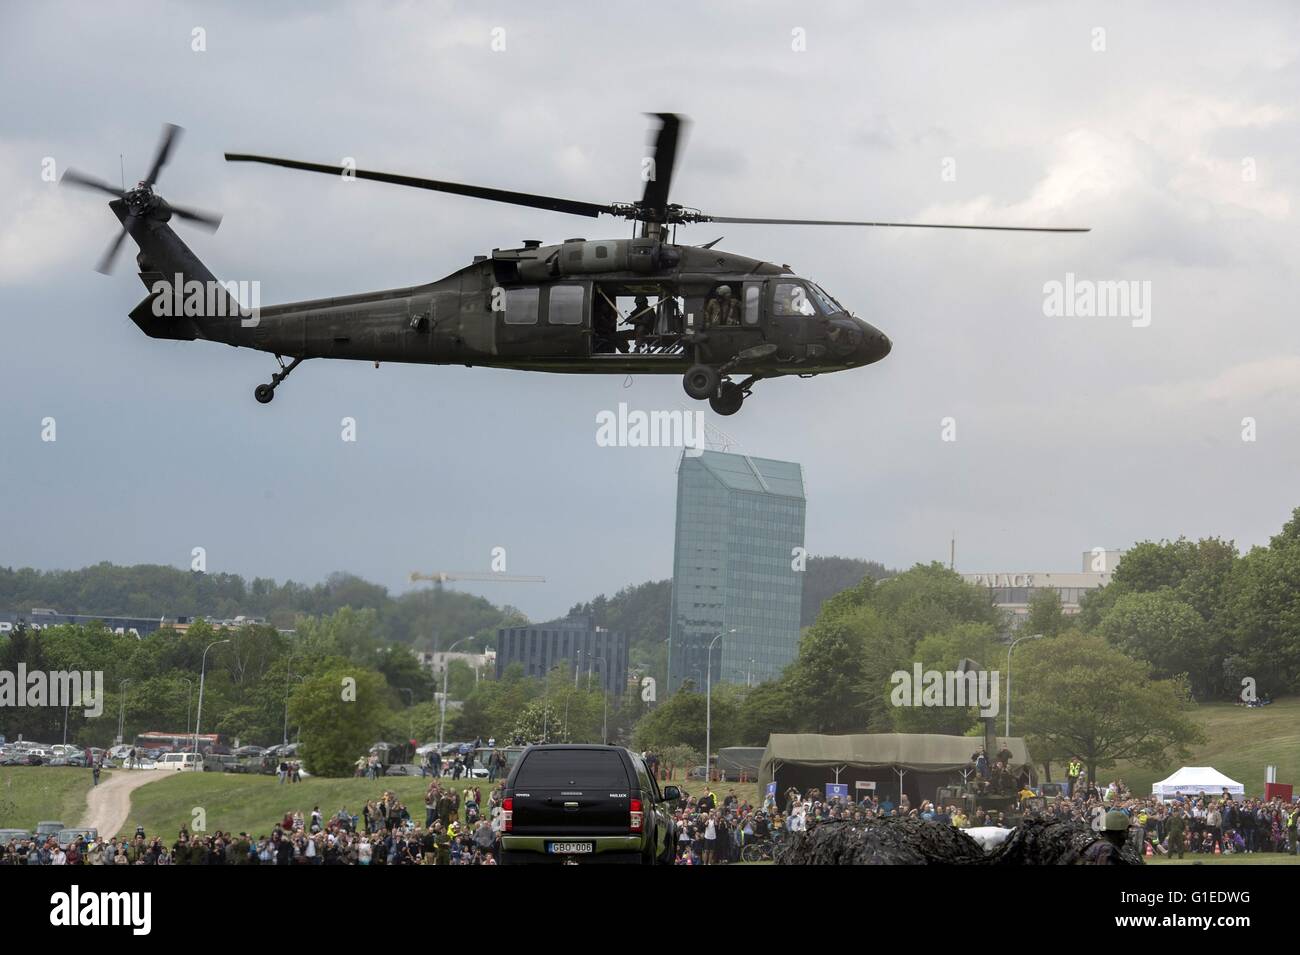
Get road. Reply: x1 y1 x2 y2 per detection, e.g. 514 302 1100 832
78 768 170 838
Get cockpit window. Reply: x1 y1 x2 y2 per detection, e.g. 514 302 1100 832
808 283 843 316
773 282 816 317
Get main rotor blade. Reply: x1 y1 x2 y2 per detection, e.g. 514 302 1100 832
700 215 1090 232
169 202 223 231
640 113 686 221
61 168 125 199
95 225 130 274
143 123 182 187
225 153 614 219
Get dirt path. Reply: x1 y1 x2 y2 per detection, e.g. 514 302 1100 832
78 769 170 838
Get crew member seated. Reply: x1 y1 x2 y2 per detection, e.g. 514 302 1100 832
703 284 741 327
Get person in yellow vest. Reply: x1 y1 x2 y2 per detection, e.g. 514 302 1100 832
1066 758 1083 796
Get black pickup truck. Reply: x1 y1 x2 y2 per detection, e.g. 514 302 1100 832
500 744 680 864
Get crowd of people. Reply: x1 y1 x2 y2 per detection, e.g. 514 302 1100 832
4 762 1296 865
1025 779 1299 858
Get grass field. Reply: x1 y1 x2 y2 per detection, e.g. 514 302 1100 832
127 773 492 838
0 766 101 831
1146 853 1300 864
1050 697 1300 796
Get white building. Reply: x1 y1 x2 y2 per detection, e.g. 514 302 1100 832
962 550 1124 629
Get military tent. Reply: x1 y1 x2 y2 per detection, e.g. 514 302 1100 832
759 733 1032 807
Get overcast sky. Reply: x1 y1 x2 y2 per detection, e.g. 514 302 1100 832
2 1 1298 622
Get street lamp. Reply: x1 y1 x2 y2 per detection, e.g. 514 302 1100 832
542 664 561 742
438 637 471 749
398 688 415 745
180 677 193 735
281 671 306 745
1005 632 1044 737
588 655 608 745
117 679 131 746
193 639 231 755
705 629 736 784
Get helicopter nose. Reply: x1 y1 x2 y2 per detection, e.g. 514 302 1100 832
856 320 891 364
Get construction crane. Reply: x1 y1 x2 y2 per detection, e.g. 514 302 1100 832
409 571 546 587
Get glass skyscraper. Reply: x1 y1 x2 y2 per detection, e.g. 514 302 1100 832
668 450 806 693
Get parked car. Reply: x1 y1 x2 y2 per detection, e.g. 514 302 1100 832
158 753 204 772
35 821 65 838
56 828 98 848
0 829 32 844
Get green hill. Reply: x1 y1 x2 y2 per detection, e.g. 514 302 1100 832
0 767 100 831
1064 696 1300 797
125 773 487 839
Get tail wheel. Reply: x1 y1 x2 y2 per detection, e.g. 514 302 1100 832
254 384 275 404
709 381 744 416
683 364 720 400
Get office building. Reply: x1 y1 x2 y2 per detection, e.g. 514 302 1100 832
669 450 806 693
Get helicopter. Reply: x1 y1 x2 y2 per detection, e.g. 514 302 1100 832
63 116 1087 414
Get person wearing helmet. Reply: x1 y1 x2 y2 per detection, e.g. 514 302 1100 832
703 285 739 327
1081 809 1131 864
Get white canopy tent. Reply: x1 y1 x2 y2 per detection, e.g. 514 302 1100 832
1151 766 1245 800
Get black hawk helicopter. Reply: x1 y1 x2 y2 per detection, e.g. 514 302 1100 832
64 117 1087 414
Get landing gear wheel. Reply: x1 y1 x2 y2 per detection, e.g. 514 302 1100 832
253 355 306 406
709 381 745 416
683 364 720 400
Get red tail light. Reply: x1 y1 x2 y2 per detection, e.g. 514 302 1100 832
503 798 513 833
630 798 643 833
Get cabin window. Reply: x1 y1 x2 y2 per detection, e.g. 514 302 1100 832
548 285 584 325
773 282 816 317
504 287 539 325
743 283 762 325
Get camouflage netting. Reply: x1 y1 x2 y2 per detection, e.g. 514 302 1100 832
778 817 988 865
778 817 1143 866
985 817 1143 865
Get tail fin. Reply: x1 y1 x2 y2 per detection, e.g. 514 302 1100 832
118 199 243 341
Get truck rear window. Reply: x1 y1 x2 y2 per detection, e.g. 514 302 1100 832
514 750 628 789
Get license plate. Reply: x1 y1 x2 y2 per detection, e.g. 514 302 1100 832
547 841 593 854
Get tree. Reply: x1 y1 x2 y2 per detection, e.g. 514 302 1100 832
288 662 390 776
889 622 1003 734
736 681 798 745
1098 591 1214 697
788 606 877 733
1220 516 1300 697
632 683 738 753
510 699 565 744
1014 632 1204 783
1024 589 1066 638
